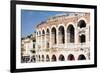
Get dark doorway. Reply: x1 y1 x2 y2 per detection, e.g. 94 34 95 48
59 54 65 61
67 25 75 43
67 54 75 61
78 54 86 60
79 34 86 43
58 26 65 44
51 27 57 44
78 20 86 28
52 55 56 61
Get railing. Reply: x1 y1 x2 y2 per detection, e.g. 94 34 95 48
51 43 89 48
43 43 90 52
35 43 90 53
66 43 89 49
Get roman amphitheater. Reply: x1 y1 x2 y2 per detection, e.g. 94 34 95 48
36 12 90 62
21 12 90 63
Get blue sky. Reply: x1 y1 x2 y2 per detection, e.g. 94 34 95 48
21 10 66 37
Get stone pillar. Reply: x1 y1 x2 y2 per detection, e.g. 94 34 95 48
36 31 38 57
65 28 67 48
42 35 45 50
45 33 47 49
75 25 78 44
42 35 45 52
39 35 42 49
86 24 90 44
50 29 52 48
36 31 38 50
56 27 59 46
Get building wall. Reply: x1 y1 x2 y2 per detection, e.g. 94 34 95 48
36 13 90 62
21 36 36 63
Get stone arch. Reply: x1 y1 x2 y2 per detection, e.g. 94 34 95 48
67 24 75 43
39 31 41 36
59 54 65 61
42 29 45 35
67 54 75 61
46 28 50 48
46 28 50 34
58 26 65 44
78 54 86 60
42 55 44 61
51 55 57 61
46 55 50 62
78 20 86 28
79 34 86 43
41 29 45 48
51 27 57 44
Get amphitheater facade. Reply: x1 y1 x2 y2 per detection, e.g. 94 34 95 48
36 12 90 62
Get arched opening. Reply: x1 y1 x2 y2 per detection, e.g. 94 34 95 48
67 54 75 61
38 31 41 46
42 30 45 35
38 55 40 61
39 31 41 36
58 26 65 44
47 42 49 48
42 55 44 61
51 27 57 44
59 54 65 61
78 20 86 28
42 30 45 48
78 54 86 60
37 32 38 36
52 55 56 61
79 34 86 43
46 29 50 48
67 25 75 43
46 55 50 62
46 29 50 34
